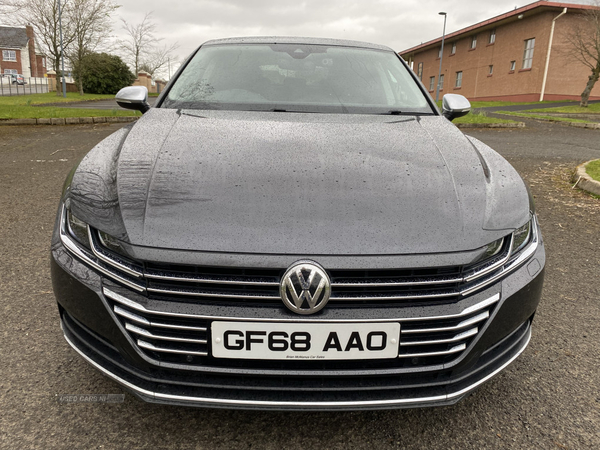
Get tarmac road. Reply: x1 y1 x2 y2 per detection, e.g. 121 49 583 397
0 120 599 449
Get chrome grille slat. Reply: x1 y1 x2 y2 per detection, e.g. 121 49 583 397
147 286 281 301
107 288 499 369
144 271 280 286
399 327 478 346
137 340 208 357
397 344 466 359
125 323 207 344
401 311 489 334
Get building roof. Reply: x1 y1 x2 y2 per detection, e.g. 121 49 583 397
399 1 597 56
0 26 29 49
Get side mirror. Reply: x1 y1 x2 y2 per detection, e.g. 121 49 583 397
442 94 471 121
116 86 150 113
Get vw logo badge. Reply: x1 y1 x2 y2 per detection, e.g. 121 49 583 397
280 261 331 315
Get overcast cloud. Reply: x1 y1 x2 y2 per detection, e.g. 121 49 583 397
113 0 596 70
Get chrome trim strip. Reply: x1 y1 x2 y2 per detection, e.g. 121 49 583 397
87 227 143 278
399 328 478 347
125 323 207 344
330 291 457 301
114 306 207 332
114 306 151 326
104 287 500 324
62 327 530 408
144 272 280 287
397 343 466 358
147 286 280 301
137 340 208 356
401 311 489 334
59 205 145 293
331 277 464 288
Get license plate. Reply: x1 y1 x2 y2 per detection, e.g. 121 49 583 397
211 322 400 360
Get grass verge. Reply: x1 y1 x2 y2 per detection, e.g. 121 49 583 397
495 111 593 124
0 92 140 119
586 160 600 182
0 105 139 119
521 103 600 115
0 92 115 106
453 112 517 124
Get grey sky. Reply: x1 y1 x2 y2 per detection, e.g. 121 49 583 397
114 0 593 65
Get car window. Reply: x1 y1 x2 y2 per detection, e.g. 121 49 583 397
162 44 433 115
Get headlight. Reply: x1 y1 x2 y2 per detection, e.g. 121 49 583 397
66 209 90 248
482 237 504 259
511 220 532 254
98 230 126 255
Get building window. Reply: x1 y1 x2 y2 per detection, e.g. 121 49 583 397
489 29 496 44
42 58 46 68
470 35 477 49
489 65 494 75
510 60 516 71
4 69 18 75
455 71 463 88
451 42 456 54
429 76 435 91
438 74 444 91
2 50 17 61
417 62 423 80
522 38 535 69
438 46 443 58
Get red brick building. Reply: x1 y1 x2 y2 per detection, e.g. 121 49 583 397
0 25 47 78
399 1 600 102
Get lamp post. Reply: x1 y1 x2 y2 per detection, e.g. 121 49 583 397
435 12 447 103
58 0 67 98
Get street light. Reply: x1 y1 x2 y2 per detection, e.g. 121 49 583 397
435 12 447 103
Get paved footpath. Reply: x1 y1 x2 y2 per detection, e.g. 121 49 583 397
0 119 599 449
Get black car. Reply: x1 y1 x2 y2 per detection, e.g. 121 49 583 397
51 37 545 410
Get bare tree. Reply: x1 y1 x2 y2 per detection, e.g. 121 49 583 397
14 0 76 82
138 42 179 78
119 12 156 76
69 0 119 94
119 12 178 79
565 5 600 107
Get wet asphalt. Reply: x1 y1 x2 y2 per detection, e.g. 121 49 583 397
0 119 599 449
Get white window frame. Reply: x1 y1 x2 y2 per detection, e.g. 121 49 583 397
451 42 456 54
510 60 516 71
522 38 535 70
4 69 18 75
489 65 494 75
429 76 435 91
417 62 423 80
438 74 444 91
438 46 443 58
455 71 462 88
2 50 17 61
470 35 477 49
489 29 496 44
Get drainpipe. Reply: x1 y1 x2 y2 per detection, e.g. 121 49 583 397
540 7 567 102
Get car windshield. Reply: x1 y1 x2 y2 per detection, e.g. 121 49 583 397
161 43 434 115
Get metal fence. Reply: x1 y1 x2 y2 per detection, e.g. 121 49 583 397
0 76 50 96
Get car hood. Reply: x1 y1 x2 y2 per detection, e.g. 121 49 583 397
70 109 530 255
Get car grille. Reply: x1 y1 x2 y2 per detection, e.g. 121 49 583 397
105 287 499 370
82 221 515 306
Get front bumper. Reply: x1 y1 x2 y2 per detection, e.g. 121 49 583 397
51 204 545 410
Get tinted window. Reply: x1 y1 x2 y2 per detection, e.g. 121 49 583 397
162 44 433 115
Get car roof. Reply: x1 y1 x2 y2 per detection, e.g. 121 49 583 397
201 36 394 52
